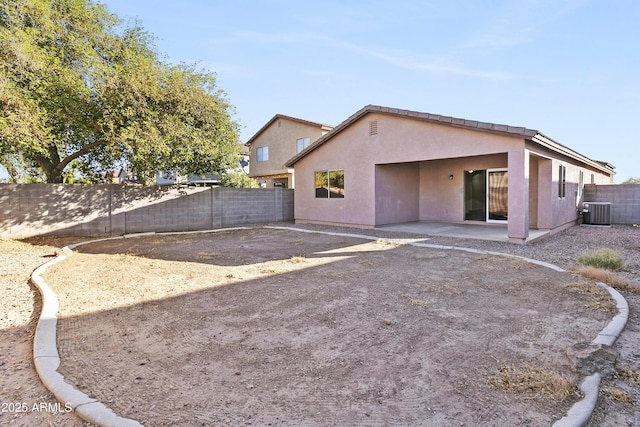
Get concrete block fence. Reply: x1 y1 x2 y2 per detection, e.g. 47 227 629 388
584 184 640 225
0 184 294 239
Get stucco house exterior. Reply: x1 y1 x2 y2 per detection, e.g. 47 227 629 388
246 114 333 188
285 105 615 244
104 168 134 184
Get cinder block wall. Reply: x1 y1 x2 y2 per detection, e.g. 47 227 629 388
0 184 294 238
584 184 640 225
220 188 274 226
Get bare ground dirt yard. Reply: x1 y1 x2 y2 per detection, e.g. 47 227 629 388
1 224 640 426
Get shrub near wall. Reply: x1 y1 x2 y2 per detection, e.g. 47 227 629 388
0 184 294 239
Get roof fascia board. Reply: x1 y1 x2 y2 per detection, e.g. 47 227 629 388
531 134 614 174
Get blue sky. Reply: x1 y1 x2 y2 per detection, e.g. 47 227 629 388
3 0 638 182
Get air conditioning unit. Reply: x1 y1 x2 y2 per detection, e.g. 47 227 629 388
582 202 612 226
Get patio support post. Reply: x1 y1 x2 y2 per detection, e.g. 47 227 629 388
508 148 530 243
536 158 553 229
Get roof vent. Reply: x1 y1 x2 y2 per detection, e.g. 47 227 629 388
369 120 378 136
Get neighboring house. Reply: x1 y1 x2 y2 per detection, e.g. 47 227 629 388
104 168 134 184
156 145 249 186
239 144 250 174
187 173 220 186
285 105 615 244
155 171 220 186
246 114 333 188
156 170 184 186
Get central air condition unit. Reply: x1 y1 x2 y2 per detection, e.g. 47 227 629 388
582 202 612 226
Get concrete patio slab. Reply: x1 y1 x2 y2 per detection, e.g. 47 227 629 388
376 221 550 243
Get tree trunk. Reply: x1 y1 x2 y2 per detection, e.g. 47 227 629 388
36 143 65 183
36 156 64 183
46 168 64 183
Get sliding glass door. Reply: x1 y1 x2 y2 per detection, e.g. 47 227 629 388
465 169 508 222
464 170 486 221
487 169 508 222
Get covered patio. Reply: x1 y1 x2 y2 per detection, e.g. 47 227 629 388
286 105 615 245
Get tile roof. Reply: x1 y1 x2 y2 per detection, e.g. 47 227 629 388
285 105 614 175
370 105 541 137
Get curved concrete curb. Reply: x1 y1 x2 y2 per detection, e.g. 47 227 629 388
553 373 602 427
552 283 629 427
592 283 629 346
268 226 630 427
31 241 143 427
31 225 630 426
30 227 255 426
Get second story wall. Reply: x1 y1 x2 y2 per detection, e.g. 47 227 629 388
248 116 331 178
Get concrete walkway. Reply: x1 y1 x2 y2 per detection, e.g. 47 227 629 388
377 221 550 243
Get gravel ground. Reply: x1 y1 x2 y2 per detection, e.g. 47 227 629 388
1 222 638 426
286 223 640 275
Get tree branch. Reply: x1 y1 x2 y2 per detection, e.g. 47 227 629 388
57 140 106 171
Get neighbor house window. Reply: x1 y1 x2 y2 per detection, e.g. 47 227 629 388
296 137 311 153
558 165 566 198
256 146 269 162
315 170 344 198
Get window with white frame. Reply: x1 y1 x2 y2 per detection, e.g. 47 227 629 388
256 146 269 162
296 137 311 153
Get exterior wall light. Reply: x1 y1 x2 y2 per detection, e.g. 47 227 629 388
449 174 454 180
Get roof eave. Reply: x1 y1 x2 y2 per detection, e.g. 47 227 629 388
285 105 615 176
531 134 615 175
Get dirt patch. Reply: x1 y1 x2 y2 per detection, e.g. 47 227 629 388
0 239 91 426
38 228 615 426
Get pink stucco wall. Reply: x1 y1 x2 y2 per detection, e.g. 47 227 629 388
293 113 521 228
526 141 614 233
292 112 614 242
375 163 420 224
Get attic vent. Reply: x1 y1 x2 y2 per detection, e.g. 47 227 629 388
369 120 378 136
278 120 282 127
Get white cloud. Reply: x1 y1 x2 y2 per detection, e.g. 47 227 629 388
208 31 322 45
207 26 544 81
457 0 591 54
358 47 523 80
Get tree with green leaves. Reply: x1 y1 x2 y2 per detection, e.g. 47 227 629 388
220 170 259 188
1 0 240 183
621 177 640 184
